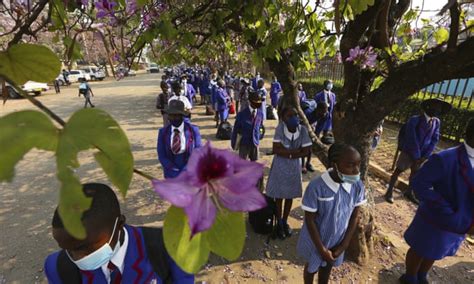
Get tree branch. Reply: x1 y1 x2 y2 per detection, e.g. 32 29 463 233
447 1 460 49
7 0 50 47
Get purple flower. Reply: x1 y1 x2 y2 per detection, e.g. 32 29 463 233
126 0 137 14
81 0 88 7
152 142 266 237
95 0 117 18
346 45 377 69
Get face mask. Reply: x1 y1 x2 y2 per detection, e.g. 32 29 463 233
325 83 333 91
68 218 120 271
170 118 183 127
179 89 184 96
335 165 360 184
285 115 299 131
182 80 187 84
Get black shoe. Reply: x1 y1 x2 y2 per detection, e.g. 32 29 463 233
419 278 430 284
276 223 287 240
384 193 394 204
283 223 292 237
306 164 315 172
404 190 419 205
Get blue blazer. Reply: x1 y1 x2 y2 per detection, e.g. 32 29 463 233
314 90 336 133
411 144 474 235
231 107 263 149
402 115 440 160
157 122 202 178
215 87 228 111
251 77 260 90
44 225 194 284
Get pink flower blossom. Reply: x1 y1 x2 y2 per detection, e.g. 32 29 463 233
152 142 266 237
346 46 378 69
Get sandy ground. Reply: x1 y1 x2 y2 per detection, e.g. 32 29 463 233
0 74 472 283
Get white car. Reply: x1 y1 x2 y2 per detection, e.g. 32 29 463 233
147 63 160 73
79 66 106 81
21 81 49 95
68 70 91 83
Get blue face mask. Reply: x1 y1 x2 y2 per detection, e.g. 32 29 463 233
68 218 120 271
325 83 333 91
285 115 300 131
170 118 183 127
335 165 360 184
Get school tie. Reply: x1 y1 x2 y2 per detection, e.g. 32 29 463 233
172 129 181 154
252 109 256 122
107 262 122 284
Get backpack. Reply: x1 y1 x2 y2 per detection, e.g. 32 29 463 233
56 227 172 284
266 105 276 120
249 195 276 235
216 121 233 140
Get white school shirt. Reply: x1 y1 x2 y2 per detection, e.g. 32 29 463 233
465 142 474 168
248 105 256 118
101 228 129 283
169 95 192 110
170 122 186 154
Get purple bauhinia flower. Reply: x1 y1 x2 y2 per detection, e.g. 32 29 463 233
346 45 377 69
152 142 266 237
126 0 137 14
95 0 117 18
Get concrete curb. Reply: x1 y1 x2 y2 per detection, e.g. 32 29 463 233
368 162 409 191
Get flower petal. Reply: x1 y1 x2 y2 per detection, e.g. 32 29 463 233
152 178 199 208
184 189 217 236
215 181 267 212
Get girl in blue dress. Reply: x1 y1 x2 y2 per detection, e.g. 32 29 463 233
297 143 367 284
400 118 474 284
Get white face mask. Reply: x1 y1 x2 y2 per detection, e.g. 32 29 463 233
67 218 120 271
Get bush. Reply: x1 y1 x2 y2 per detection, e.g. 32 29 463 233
300 80 473 142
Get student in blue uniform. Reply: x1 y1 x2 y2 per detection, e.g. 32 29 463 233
157 100 202 179
156 81 172 127
251 71 260 90
297 143 366 284
297 82 307 104
78 77 95 108
301 101 329 174
181 75 196 106
231 90 264 162
266 107 312 239
313 80 336 137
256 79 267 120
44 183 194 284
385 98 451 204
270 75 282 109
199 73 210 105
400 118 474 284
215 79 230 123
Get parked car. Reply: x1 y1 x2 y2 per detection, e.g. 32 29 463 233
21 81 49 96
1 83 21 99
79 66 106 81
115 66 136 77
147 63 160 73
55 74 67 86
68 70 91 83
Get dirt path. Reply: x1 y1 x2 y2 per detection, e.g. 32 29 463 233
0 74 472 283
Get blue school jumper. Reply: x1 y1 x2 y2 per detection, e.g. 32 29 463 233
157 122 202 179
314 90 336 135
401 114 440 161
231 107 263 149
215 87 229 122
183 83 196 106
404 144 474 260
44 225 194 284
270 81 282 108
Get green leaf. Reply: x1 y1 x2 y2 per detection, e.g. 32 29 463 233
207 210 245 260
0 110 58 182
434 27 449 44
56 109 134 238
163 206 210 273
0 44 61 85
348 0 375 16
137 0 148 7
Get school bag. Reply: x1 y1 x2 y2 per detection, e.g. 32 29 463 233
56 227 172 284
216 121 233 140
205 105 215 115
248 195 276 235
266 105 276 120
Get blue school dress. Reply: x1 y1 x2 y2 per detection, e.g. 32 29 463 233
266 123 312 199
270 81 282 107
404 143 474 260
314 90 336 135
297 171 366 273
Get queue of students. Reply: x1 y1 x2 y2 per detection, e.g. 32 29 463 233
43 67 472 284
